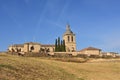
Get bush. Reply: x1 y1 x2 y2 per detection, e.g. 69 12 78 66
53 53 73 58
89 55 101 58
24 52 50 57
101 55 113 59
52 57 88 63
76 54 88 58
7 52 18 55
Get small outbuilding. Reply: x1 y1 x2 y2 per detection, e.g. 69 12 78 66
79 47 101 56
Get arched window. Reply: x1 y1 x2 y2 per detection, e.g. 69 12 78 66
46 48 50 52
72 47 74 52
53 48 55 52
68 36 70 42
71 36 73 42
30 46 34 51
68 48 70 52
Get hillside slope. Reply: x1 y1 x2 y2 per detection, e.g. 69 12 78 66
0 54 120 80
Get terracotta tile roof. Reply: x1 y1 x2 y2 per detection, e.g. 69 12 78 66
11 44 24 47
10 42 55 48
24 42 41 45
41 44 55 47
80 47 101 51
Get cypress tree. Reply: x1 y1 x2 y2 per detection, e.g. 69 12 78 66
58 37 60 51
55 37 66 52
55 39 58 52
63 40 66 52
60 40 63 52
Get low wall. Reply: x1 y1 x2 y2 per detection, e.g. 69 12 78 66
48 52 120 58
48 52 82 56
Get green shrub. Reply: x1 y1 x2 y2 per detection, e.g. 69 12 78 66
76 54 88 58
24 52 50 57
53 53 73 58
89 55 101 58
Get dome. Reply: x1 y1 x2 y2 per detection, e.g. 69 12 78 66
63 24 74 35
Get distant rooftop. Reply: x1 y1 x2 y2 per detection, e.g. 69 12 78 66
10 42 55 47
24 42 41 45
41 44 55 47
11 44 24 47
80 47 101 51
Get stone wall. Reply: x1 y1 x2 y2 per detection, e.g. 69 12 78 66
48 52 82 56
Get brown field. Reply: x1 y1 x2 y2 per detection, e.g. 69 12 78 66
0 53 120 80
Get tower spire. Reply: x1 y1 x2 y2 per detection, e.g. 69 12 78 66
63 24 76 52
66 24 71 31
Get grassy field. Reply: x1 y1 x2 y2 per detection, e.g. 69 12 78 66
0 53 120 80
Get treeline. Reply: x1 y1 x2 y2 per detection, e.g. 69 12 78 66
55 37 66 52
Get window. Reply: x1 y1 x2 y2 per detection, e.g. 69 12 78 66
68 36 70 42
30 46 34 50
71 36 73 42
72 47 74 52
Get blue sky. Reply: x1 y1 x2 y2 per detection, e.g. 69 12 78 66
0 0 120 53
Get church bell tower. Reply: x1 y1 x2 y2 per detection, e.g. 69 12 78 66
63 24 76 52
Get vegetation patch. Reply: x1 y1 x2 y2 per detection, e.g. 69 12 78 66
51 57 88 63
0 64 17 71
0 54 120 80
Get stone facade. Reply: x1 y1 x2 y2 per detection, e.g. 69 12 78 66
63 24 76 52
8 44 24 52
9 24 117 57
8 24 76 53
8 42 55 53
79 47 101 56
101 52 119 57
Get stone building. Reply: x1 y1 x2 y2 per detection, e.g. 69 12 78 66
8 24 106 56
63 24 76 52
8 24 76 53
79 47 101 56
8 42 55 53
101 52 119 57
8 44 24 52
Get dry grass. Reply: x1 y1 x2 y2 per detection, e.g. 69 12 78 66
0 53 120 80
48 57 88 63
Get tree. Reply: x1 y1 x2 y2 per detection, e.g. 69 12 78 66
63 40 66 52
58 37 60 51
60 40 63 51
55 39 58 52
55 37 66 52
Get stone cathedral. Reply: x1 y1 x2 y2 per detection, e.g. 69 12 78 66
63 24 76 52
8 24 76 53
7 24 118 58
